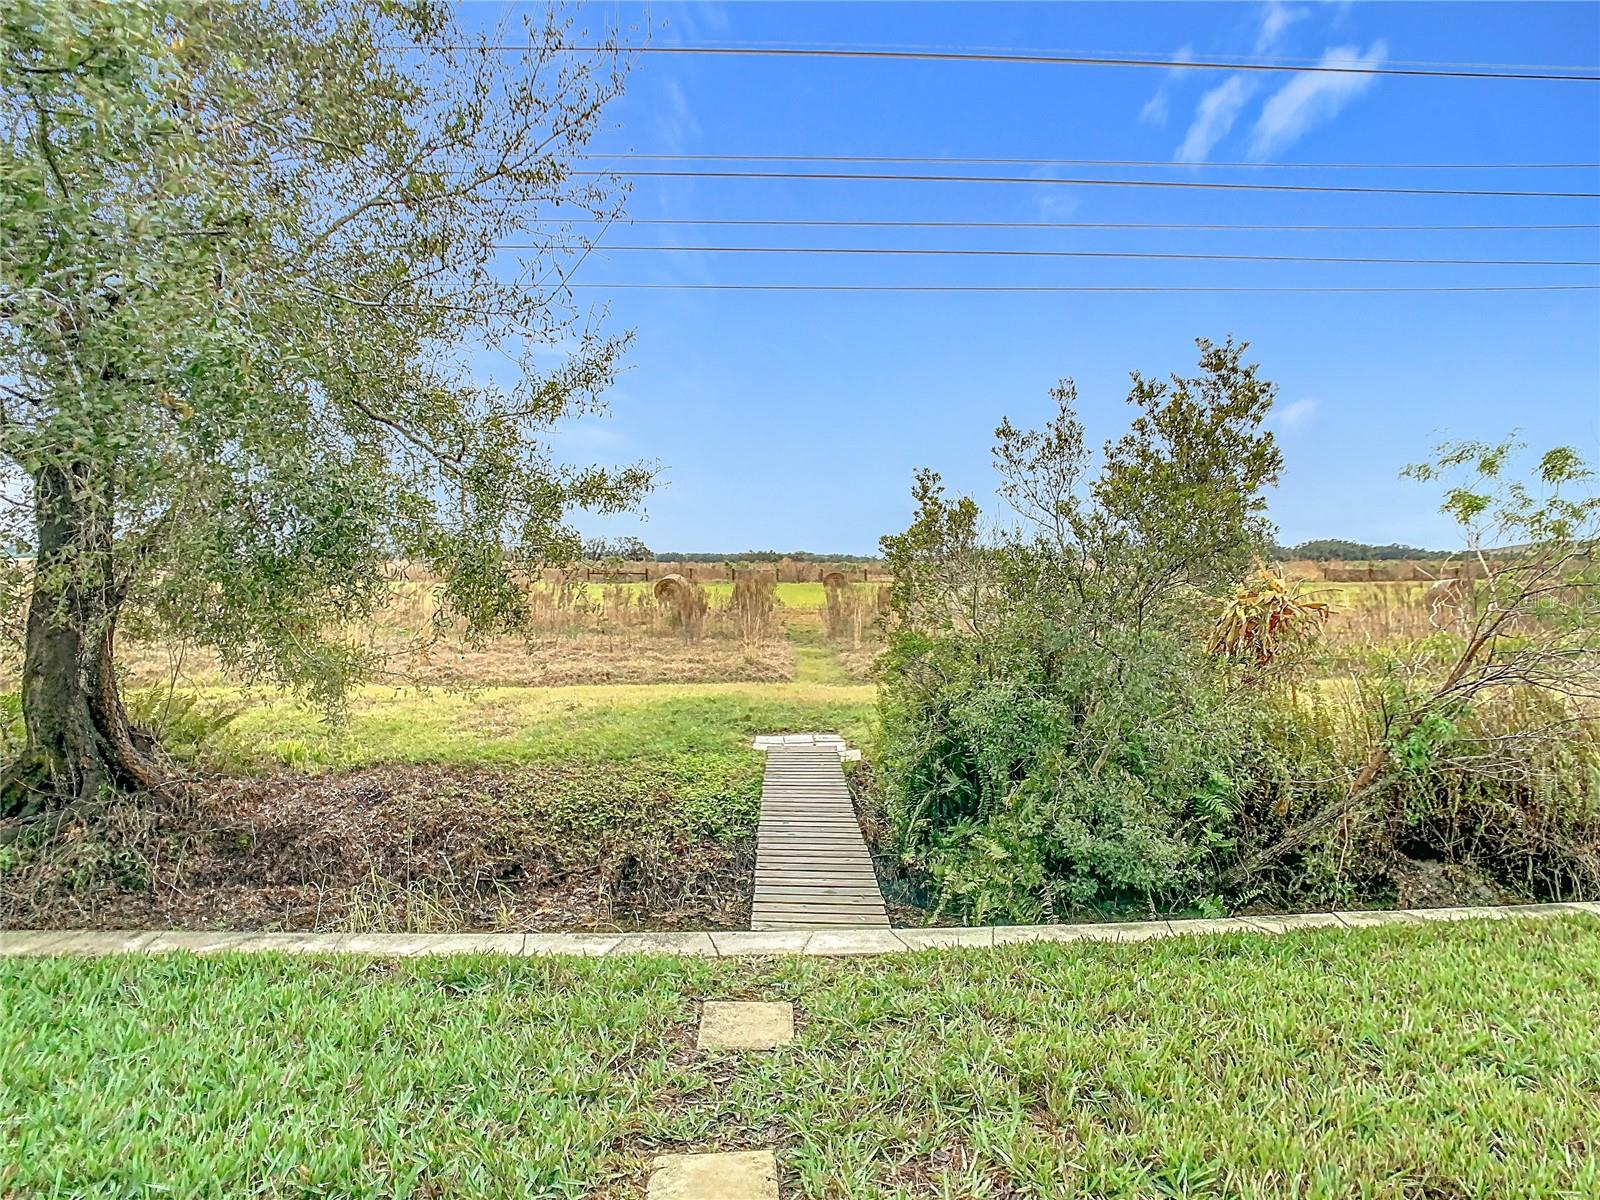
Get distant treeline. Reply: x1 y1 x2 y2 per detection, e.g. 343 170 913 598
1274 539 1455 562
653 550 883 565
636 542 1455 567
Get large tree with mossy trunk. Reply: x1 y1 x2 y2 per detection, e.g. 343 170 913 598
0 0 651 819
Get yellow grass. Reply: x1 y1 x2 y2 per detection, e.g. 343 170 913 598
576 581 830 609
1305 580 1468 649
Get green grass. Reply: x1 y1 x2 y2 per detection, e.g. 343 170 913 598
218 681 875 771
4 917 1598 1197
781 610 858 687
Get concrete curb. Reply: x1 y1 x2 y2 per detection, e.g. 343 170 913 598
3 902 1595 959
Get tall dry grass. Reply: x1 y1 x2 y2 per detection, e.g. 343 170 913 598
1311 581 1467 650
378 573 781 645
728 573 778 644
655 577 709 641
823 583 890 645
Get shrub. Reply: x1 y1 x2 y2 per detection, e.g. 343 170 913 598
874 342 1600 921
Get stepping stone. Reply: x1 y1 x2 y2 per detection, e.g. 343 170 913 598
647 1150 778 1200
697 1001 794 1050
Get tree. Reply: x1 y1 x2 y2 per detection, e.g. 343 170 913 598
1222 437 1600 887
875 339 1285 920
581 535 652 561
1284 539 1448 562
1 0 650 818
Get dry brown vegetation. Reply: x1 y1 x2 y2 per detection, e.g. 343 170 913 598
2 572 796 693
823 580 890 645
0 764 754 933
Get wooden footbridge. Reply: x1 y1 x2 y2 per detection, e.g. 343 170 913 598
749 735 889 930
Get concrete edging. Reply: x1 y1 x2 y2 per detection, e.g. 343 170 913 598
2 902 1596 959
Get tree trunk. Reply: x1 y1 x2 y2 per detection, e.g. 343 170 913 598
1 462 164 822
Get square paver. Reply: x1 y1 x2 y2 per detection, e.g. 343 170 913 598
647 1150 778 1200
697 1001 794 1050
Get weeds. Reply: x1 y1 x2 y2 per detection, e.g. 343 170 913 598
822 582 889 645
727 572 778 644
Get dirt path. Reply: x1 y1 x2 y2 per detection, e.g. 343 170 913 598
779 607 859 686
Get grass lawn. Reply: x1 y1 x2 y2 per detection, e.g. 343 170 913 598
217 681 876 771
4 917 1598 1197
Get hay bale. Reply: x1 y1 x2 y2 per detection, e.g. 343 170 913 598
652 573 690 602
821 570 850 589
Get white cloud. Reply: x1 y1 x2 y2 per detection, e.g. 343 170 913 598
1250 41 1387 157
656 77 702 153
1138 44 1194 127
1176 75 1256 163
1030 166 1083 220
1255 1 1308 54
1272 398 1319 431
664 2 729 42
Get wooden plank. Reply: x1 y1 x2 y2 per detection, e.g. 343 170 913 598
754 909 887 920
753 914 889 926
750 744 890 930
754 876 879 888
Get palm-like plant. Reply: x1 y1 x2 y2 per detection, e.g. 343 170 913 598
1208 568 1331 667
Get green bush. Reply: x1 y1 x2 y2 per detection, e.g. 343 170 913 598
873 342 1600 921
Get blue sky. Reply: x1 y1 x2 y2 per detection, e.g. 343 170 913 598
481 2 1599 555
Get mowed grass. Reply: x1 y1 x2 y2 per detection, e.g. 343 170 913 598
3 917 1597 1197
220 682 875 771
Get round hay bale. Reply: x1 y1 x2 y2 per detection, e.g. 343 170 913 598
653 573 690 602
821 570 850 589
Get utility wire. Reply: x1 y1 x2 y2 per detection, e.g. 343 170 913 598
570 168 1600 199
559 283 1598 293
593 38 1600 75
395 36 1599 74
578 152 1600 172
501 244 1600 268
423 42 1600 82
529 218 1600 233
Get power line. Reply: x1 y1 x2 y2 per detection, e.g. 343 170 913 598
594 38 1600 75
534 218 1600 233
505 244 1600 268
435 43 1600 83
559 283 1597 294
396 35 1600 75
580 152 1600 172
572 168 1600 199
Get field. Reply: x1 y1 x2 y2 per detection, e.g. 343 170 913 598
0 578 882 933
0 570 1575 933
4 916 1598 1196
86 581 853 692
